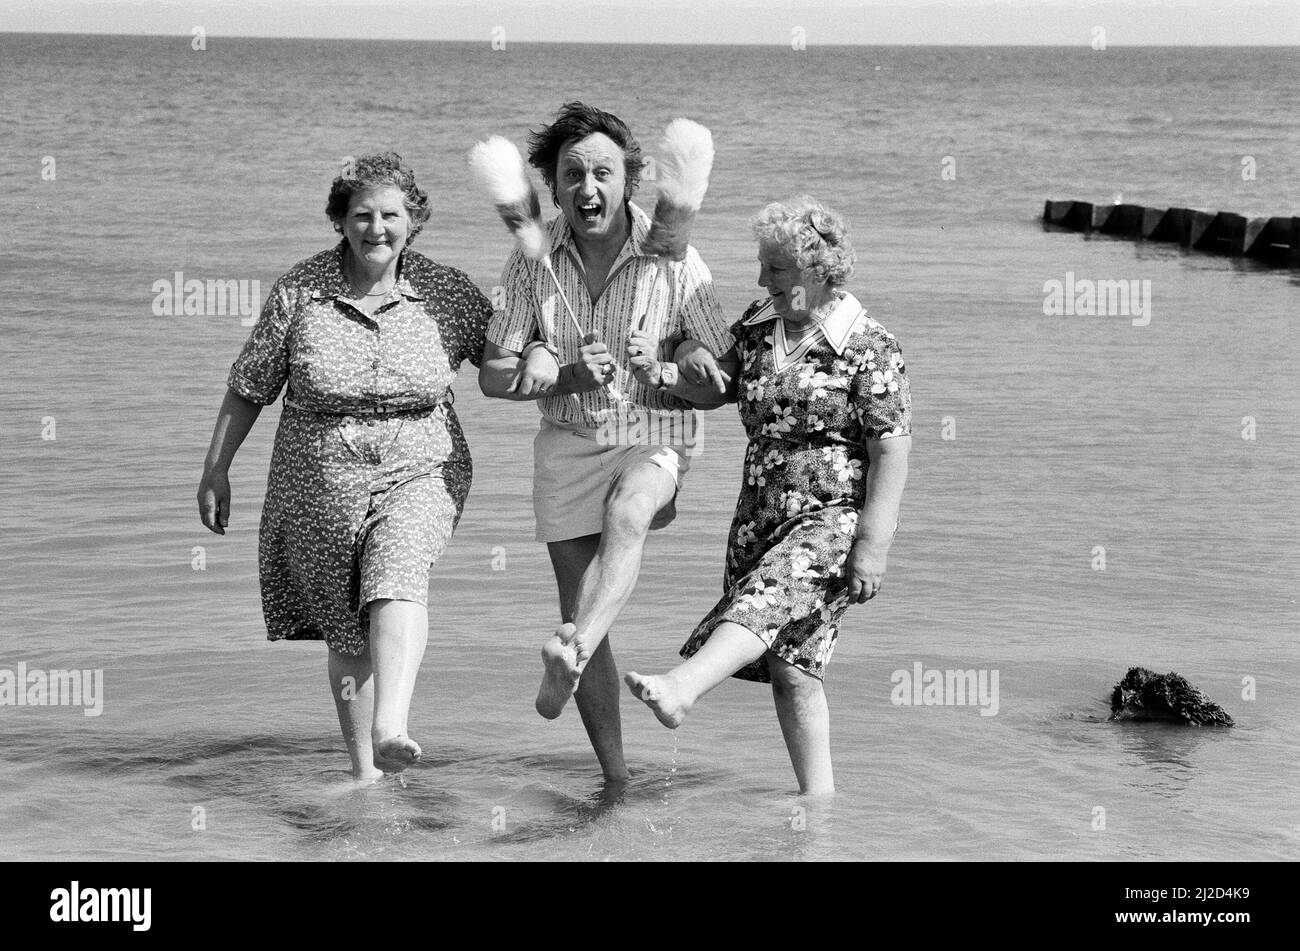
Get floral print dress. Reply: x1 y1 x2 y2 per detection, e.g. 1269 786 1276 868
227 241 492 656
680 292 912 682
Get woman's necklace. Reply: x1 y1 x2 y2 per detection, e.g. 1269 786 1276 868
781 292 842 354
351 278 394 298
784 293 842 336
343 253 395 299
783 320 819 341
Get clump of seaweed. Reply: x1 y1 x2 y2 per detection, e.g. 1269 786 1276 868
1109 667 1234 726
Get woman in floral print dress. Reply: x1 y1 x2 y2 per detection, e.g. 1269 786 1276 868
197 154 494 780
625 196 911 794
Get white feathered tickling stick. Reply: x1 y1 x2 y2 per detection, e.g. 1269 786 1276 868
641 119 715 334
643 118 715 261
468 136 584 340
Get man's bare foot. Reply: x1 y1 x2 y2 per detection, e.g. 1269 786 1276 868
373 734 421 772
536 624 581 719
571 626 604 670
624 671 692 729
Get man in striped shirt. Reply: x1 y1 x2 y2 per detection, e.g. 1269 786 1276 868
480 102 733 782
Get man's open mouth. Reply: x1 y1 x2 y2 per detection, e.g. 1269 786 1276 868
578 201 602 222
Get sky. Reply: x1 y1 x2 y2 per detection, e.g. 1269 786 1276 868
2 0 1298 45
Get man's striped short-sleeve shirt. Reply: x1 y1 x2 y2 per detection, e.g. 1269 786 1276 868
487 201 733 427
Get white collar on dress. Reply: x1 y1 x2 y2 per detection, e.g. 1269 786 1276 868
744 291 867 359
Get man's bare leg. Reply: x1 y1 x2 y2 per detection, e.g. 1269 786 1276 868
569 462 678 666
536 535 597 720
535 462 676 711
533 463 675 778
573 636 627 781
538 534 628 780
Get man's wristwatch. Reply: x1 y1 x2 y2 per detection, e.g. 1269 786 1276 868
655 361 679 390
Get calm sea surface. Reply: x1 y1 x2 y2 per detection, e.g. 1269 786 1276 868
2 36 1298 860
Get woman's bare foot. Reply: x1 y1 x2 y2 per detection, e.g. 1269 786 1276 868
373 734 421 772
536 624 581 719
624 671 693 728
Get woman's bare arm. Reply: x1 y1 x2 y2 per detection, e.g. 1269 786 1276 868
198 387 263 534
848 435 911 601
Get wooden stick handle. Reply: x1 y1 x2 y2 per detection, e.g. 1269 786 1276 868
542 255 615 398
542 256 586 340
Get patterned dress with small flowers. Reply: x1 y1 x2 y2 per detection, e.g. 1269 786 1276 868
680 293 911 682
227 241 492 657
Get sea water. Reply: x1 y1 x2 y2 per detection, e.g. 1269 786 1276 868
2 37 1298 860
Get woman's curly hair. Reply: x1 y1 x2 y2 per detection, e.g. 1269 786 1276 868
750 195 856 287
326 152 431 245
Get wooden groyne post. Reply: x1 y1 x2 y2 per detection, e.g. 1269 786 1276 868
1043 200 1300 267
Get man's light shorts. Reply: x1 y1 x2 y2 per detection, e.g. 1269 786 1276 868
532 418 691 543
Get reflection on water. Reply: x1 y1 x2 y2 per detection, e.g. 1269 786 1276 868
0 724 861 861
0 679 1286 860
1114 720 1234 800
0 729 763 860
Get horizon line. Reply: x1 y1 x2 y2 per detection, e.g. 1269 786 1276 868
3 30 1298 47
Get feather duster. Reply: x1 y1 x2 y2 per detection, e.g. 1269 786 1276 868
468 136 586 342
643 118 715 261
468 136 548 261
